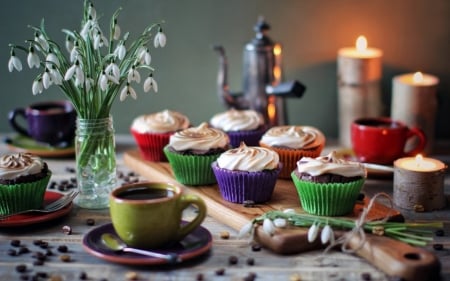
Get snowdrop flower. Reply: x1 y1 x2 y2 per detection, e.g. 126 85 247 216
120 82 137 101
127 66 141 83
65 36 74 53
113 19 121 40
84 75 94 92
320 225 334 244
88 2 97 20
99 71 109 91
283 208 296 214
70 45 79 63
34 32 49 52
45 51 60 68
273 218 287 228
113 42 126 60
154 27 166 48
238 222 253 238
64 60 84 82
32 79 43 95
93 31 108 50
105 61 120 81
27 46 40 69
80 19 94 40
262 218 275 236
307 223 319 243
8 51 22 72
139 48 151 65
42 68 53 89
143 73 158 92
50 66 63 85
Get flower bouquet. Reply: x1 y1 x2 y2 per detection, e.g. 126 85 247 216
8 0 167 208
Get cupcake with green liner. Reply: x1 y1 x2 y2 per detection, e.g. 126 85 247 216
164 122 230 185
131 110 190 162
259 125 325 179
212 143 281 203
0 153 51 215
210 108 266 148
291 151 366 216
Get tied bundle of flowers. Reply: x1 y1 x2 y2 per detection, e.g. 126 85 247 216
7 0 167 208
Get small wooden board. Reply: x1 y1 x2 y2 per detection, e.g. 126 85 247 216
123 149 403 232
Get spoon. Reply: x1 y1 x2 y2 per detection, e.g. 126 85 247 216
101 233 181 264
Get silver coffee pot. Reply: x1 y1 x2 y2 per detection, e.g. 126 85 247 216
213 17 305 126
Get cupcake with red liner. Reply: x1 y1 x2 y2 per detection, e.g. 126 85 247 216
291 151 367 216
212 143 281 203
259 125 325 179
164 122 230 185
131 110 190 161
0 153 51 215
210 108 266 147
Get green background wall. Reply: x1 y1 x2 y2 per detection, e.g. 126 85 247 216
1 0 449 141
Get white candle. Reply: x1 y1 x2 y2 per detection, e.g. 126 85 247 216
394 154 445 172
337 36 383 147
391 72 439 154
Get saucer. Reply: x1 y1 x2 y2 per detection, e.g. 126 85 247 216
0 191 73 228
82 222 212 265
4 135 75 158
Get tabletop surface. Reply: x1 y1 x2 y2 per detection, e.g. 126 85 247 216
0 134 449 281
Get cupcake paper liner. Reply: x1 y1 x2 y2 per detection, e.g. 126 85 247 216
260 143 324 179
291 172 365 216
227 128 266 148
0 172 51 215
131 129 173 162
212 162 281 203
163 146 219 186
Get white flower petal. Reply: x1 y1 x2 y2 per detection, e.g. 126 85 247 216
27 51 40 69
32 80 43 95
46 52 60 68
75 67 85 84
154 30 167 48
273 218 287 228
307 224 319 243
120 85 128 101
283 208 296 214
238 222 253 238
262 218 275 236
50 69 63 85
129 86 137 99
8 56 22 72
113 24 121 40
321 225 334 245
42 71 52 89
108 74 120 85
64 64 77 80
114 44 126 60
99 74 108 91
65 37 74 53
70 48 79 63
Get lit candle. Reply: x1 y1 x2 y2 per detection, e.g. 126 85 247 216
393 155 446 211
337 35 383 147
391 72 439 154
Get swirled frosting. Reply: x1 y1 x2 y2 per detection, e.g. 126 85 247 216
131 110 190 133
210 109 264 131
260 126 325 149
169 122 229 151
0 153 45 180
296 151 366 177
217 143 279 172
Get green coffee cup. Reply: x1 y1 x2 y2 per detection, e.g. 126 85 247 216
109 182 206 249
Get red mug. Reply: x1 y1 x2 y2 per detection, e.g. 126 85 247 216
351 117 426 165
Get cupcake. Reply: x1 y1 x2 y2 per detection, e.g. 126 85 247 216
164 122 230 185
212 143 281 203
131 110 190 161
291 151 367 216
0 153 52 215
259 125 325 179
210 108 266 147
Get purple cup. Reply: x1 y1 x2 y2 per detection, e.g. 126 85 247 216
8 100 76 145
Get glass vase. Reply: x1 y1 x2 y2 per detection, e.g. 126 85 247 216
75 116 116 209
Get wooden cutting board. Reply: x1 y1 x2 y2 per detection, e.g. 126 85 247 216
123 149 404 231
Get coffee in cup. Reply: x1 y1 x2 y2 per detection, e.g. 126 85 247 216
109 182 207 249
351 117 426 165
8 100 76 145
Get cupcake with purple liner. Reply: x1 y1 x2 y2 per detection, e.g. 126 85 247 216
131 110 190 162
0 153 51 215
212 143 281 203
164 122 230 185
291 151 367 216
210 108 266 147
260 125 325 179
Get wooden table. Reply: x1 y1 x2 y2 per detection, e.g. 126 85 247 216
0 134 449 281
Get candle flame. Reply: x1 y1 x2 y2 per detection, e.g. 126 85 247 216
415 154 424 167
356 36 368 52
413 72 424 83
274 44 282 56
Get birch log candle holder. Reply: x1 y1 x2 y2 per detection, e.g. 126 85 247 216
393 155 447 212
391 72 439 154
337 36 383 148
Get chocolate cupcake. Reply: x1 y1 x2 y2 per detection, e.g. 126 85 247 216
0 153 51 215
212 143 281 203
130 110 190 162
291 151 366 216
259 125 325 179
164 122 230 185
210 108 266 147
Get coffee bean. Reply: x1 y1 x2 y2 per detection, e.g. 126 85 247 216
33 240 44 246
19 274 29 280
435 229 445 236
62 225 72 235
7 249 17 256
39 241 49 249
46 249 54 256
244 272 257 281
215 268 226 276
33 260 44 266
357 193 365 201
57 245 68 253
60 254 71 262
196 273 204 281
251 244 261 251
246 257 255 265
86 218 95 226
11 239 21 247
433 244 444 250
220 231 230 239
32 251 46 260
18 247 30 255
15 264 27 273
79 272 88 280
228 255 238 265
361 272 372 280
65 167 76 173
35 272 48 278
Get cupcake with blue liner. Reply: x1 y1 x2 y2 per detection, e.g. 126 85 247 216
164 122 230 185
291 151 366 216
212 142 281 203
0 153 51 215
210 108 266 148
